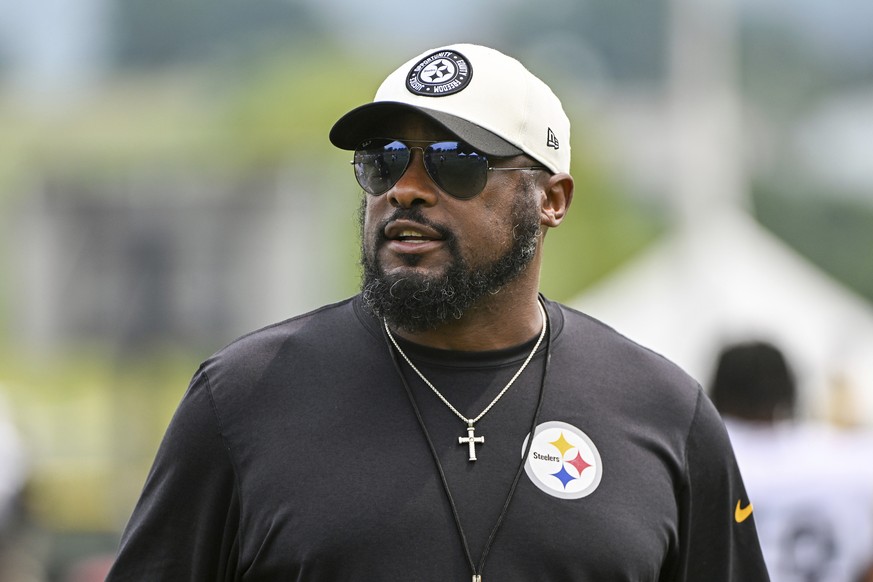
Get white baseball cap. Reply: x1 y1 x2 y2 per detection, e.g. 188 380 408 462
329 43 571 174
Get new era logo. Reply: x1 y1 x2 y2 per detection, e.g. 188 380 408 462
546 128 560 150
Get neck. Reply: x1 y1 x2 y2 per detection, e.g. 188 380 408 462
388 283 544 352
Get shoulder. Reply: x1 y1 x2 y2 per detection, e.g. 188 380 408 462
205 296 363 369
194 296 379 399
544 298 706 449
548 298 699 392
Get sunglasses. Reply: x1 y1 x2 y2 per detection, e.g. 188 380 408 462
352 139 548 200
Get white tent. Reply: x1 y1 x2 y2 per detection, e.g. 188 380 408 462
572 210 873 424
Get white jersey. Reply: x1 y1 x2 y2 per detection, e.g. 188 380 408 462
726 420 873 582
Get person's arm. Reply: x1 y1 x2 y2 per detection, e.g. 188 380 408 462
106 368 241 581
664 389 770 582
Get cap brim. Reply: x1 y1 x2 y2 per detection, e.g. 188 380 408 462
329 102 523 157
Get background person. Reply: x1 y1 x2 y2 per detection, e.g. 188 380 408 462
711 340 873 582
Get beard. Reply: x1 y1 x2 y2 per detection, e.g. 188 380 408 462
359 191 541 333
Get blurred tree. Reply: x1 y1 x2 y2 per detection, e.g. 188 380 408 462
111 0 325 70
501 0 670 85
739 20 847 125
753 184 873 304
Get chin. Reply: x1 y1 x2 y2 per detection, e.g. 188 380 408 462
379 249 454 276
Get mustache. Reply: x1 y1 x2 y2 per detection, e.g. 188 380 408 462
376 207 455 242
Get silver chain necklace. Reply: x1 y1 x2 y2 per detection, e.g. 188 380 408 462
383 300 547 462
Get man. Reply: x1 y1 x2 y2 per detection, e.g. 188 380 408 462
107 44 768 581
711 341 873 582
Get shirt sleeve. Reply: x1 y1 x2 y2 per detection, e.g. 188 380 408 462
106 368 241 581
665 389 770 582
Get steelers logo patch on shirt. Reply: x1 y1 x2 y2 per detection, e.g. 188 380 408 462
406 49 472 97
522 421 603 499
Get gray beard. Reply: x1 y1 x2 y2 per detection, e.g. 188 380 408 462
359 194 541 333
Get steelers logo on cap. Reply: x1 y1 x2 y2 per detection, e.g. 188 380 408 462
406 50 472 97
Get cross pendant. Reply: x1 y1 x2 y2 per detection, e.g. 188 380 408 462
458 423 484 461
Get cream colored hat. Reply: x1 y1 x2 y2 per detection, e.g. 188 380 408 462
330 43 571 174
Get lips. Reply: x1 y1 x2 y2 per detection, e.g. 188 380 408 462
381 219 447 256
384 220 443 243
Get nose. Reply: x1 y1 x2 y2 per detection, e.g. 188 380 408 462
385 149 439 208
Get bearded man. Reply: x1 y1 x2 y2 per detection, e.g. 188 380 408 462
107 44 769 582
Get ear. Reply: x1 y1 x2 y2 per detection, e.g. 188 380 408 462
540 173 574 228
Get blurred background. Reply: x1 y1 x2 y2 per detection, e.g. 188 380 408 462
0 0 871 580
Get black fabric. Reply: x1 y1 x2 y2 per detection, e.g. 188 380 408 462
107 295 769 581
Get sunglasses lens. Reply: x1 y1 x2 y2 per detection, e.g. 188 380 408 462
354 140 410 195
424 142 488 199
353 140 488 199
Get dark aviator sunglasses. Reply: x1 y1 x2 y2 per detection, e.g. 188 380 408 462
352 139 548 200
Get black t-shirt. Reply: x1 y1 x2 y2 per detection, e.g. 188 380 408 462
107 296 769 581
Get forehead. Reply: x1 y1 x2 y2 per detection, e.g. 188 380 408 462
366 111 456 142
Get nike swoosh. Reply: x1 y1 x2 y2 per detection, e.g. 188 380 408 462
735 500 753 523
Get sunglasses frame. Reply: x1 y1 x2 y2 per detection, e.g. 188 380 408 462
352 139 548 200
